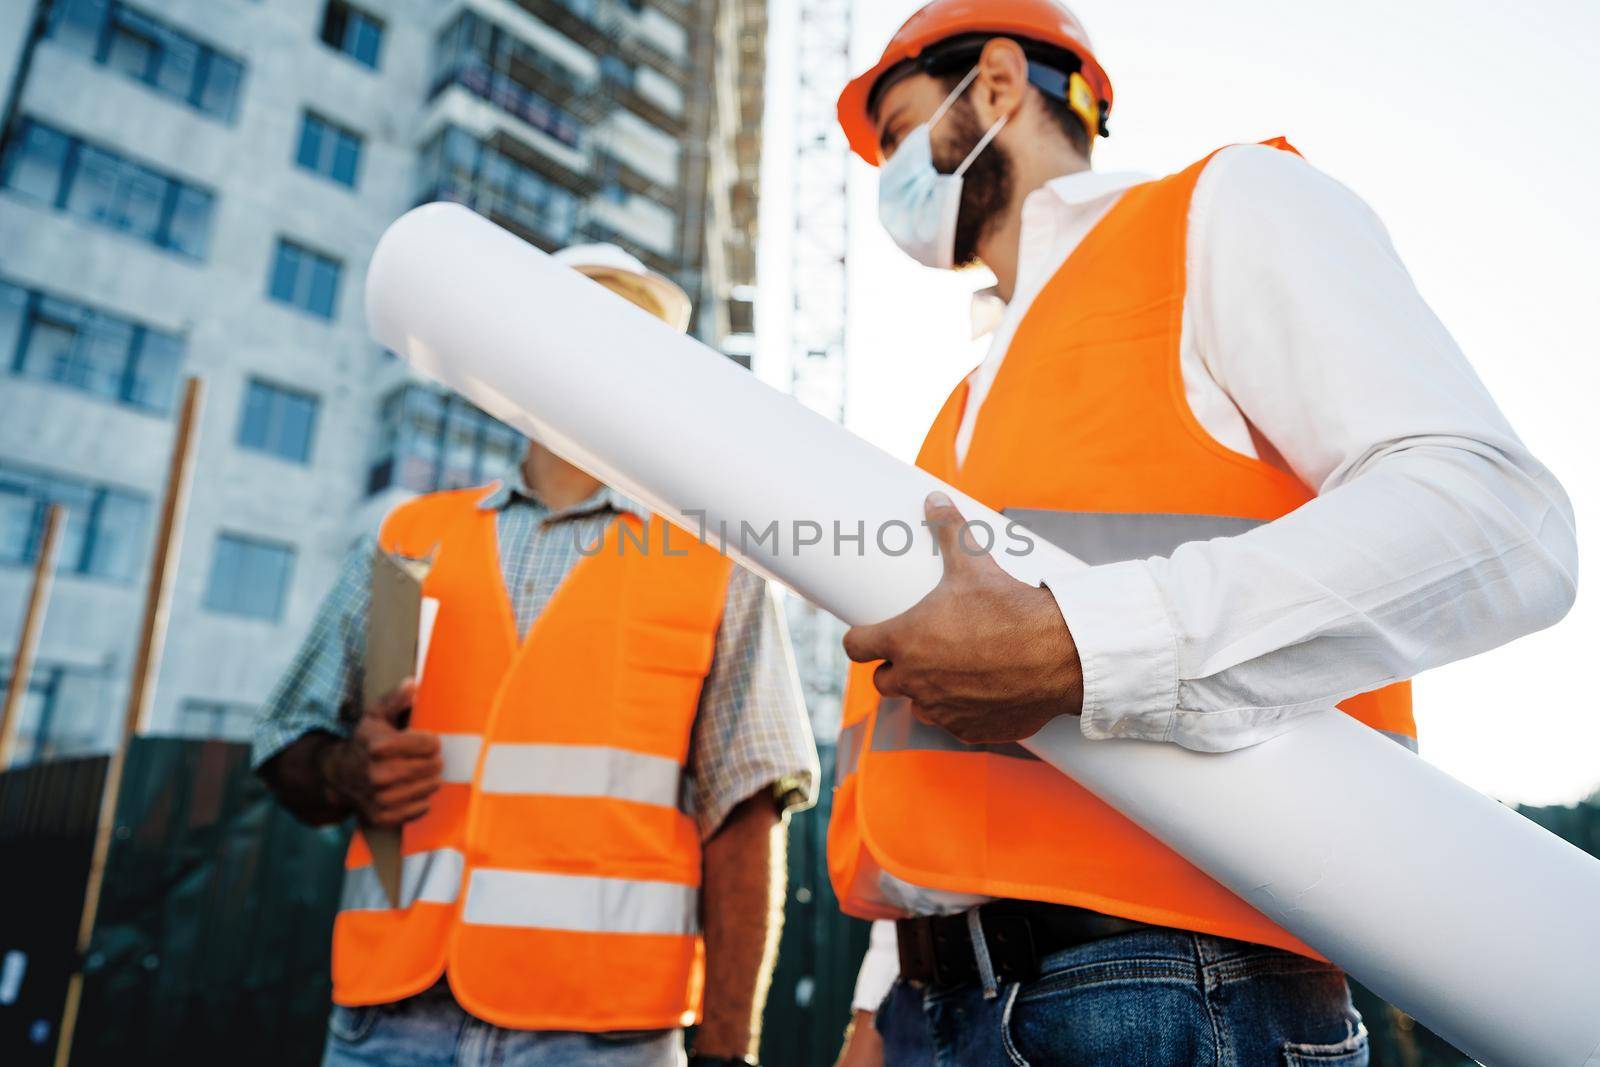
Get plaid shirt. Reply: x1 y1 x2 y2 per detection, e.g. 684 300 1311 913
252 470 818 838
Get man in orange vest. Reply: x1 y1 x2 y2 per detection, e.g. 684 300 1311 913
827 2 1577 1065
254 244 819 1067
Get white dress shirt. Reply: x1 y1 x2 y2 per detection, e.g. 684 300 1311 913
851 143 1580 1012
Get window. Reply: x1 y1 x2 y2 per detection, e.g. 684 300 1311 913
267 240 342 320
237 379 319 463
0 119 215 258
0 122 70 202
166 186 214 257
320 1 384 69
600 55 634 90
68 144 167 240
0 283 21 360
599 159 629 204
0 661 112 760
295 112 363 188
43 0 107 55
175 698 257 741
0 661 63 762
204 534 295 621
415 126 582 245
0 463 149 582
195 51 244 118
2 278 184 412
367 384 523 495
551 0 599 20
45 0 246 121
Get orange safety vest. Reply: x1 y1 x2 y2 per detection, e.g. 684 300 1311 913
331 485 734 1030
828 140 1417 959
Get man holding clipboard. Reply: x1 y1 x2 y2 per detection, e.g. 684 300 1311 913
254 245 818 1067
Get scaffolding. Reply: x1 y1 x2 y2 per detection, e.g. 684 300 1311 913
784 0 853 739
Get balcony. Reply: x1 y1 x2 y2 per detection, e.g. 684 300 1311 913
433 60 587 154
416 126 586 251
513 0 692 89
430 10 609 123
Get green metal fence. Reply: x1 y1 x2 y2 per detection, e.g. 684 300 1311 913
0 753 107 1064
69 737 348 1067
0 738 347 1067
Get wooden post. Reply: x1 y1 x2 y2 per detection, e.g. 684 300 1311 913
54 377 204 1067
0 502 65 770
120 376 205 740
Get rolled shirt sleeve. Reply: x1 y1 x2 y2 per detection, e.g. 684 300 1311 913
686 567 820 839
250 536 373 770
852 919 901 1013
1045 144 1578 752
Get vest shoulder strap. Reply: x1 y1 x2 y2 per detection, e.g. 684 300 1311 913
915 136 1303 483
915 376 971 479
638 513 738 593
378 484 496 557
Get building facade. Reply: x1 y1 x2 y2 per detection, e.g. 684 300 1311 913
0 0 765 755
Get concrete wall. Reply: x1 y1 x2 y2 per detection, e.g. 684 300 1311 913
0 0 438 746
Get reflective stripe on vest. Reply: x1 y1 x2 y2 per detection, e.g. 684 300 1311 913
342 848 466 911
836 720 865 780
439 734 483 783
335 742 682 919
835 692 1419 773
1005 507 1264 565
462 869 699 935
478 744 682 807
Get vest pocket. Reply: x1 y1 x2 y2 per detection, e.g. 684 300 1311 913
624 622 718 678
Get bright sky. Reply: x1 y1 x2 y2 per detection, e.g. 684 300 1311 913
758 0 1600 805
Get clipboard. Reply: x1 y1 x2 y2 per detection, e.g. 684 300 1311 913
361 546 437 908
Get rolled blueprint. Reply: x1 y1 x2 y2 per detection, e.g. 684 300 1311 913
367 203 1600 1067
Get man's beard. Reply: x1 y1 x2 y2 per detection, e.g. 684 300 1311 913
934 100 1014 268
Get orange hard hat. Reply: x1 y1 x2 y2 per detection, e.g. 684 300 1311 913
838 0 1113 166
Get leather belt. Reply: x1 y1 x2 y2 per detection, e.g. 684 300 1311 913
895 900 1153 988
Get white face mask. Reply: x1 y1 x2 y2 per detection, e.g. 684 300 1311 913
876 66 1011 270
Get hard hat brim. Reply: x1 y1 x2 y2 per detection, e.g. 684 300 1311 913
838 12 1112 167
577 266 694 334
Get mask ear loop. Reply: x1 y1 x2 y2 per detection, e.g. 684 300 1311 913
929 64 984 129
954 113 1008 179
929 65 1013 180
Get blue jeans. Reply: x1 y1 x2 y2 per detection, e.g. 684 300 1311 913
876 928 1368 1066
321 981 685 1067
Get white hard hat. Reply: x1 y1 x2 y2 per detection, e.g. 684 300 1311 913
552 243 693 333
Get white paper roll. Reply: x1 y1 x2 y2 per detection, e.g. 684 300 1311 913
367 203 1600 1067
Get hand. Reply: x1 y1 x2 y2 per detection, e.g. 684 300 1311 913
321 679 443 827
842 494 1083 744
834 1011 883 1067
